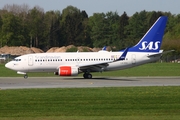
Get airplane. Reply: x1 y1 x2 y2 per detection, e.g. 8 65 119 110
5 16 168 79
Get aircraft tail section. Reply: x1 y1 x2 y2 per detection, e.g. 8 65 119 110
129 16 168 52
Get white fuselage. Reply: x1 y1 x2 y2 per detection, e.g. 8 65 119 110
5 51 160 74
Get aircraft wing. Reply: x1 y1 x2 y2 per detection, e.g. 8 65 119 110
79 62 109 72
79 47 129 72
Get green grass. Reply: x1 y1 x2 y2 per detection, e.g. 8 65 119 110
1 63 180 119
94 62 180 77
0 87 180 120
1 63 180 77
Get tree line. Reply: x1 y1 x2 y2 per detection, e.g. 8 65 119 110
0 4 180 55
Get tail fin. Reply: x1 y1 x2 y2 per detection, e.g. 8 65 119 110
129 16 168 52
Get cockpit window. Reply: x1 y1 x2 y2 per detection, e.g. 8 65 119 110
13 59 21 61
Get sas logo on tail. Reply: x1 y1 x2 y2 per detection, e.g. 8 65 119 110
139 41 160 50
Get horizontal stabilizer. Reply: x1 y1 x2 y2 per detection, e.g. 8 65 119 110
161 50 175 54
147 50 174 57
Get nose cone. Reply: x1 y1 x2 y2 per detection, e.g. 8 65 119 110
5 62 10 68
5 62 13 70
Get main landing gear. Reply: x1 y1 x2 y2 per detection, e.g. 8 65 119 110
83 73 92 79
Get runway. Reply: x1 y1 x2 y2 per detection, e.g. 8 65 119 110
0 77 180 89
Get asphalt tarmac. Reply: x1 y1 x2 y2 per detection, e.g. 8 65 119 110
0 77 180 89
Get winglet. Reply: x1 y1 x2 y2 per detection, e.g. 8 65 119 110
102 46 107 50
115 47 129 61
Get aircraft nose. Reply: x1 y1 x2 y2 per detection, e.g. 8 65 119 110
5 62 12 69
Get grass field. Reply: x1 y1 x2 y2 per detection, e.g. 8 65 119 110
0 87 180 120
0 63 180 120
0 63 180 77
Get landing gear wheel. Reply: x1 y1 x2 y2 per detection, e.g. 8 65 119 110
24 74 28 79
83 73 92 79
87 74 92 79
83 73 86 78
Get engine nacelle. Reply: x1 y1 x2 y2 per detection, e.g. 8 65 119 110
55 66 79 76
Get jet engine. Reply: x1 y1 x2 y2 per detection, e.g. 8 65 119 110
54 66 79 76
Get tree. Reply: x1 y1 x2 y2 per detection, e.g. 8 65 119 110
1 4 30 47
88 13 106 47
27 7 44 48
64 12 82 45
88 12 121 48
42 10 61 50
124 11 148 47
147 11 163 28
1 13 25 46
104 11 120 48
118 12 129 49
0 15 3 47
61 6 88 46
81 10 92 47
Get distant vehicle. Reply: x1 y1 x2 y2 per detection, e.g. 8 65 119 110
5 16 169 79
0 54 10 60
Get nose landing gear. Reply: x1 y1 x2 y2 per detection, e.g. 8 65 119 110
17 71 28 79
24 74 28 79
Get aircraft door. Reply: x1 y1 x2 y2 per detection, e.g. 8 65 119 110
28 55 33 66
132 54 136 64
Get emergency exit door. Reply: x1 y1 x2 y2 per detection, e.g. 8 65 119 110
28 55 33 66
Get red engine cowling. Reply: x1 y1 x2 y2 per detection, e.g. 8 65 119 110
55 66 79 76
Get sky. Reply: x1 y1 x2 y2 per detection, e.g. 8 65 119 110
0 0 180 16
